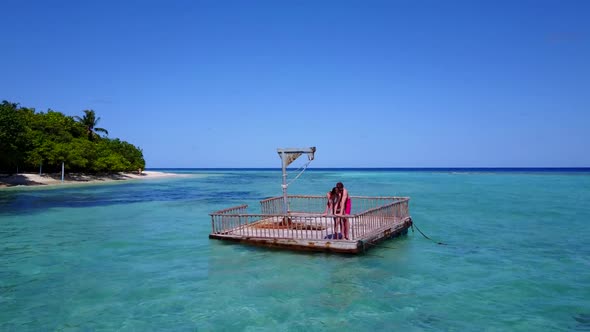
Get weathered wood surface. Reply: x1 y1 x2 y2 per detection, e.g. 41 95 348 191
210 216 413 254
209 195 412 254
209 234 360 253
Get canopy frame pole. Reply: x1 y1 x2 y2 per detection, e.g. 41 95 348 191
281 151 288 214
277 147 316 215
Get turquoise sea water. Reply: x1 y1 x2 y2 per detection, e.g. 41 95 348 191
1 169 590 331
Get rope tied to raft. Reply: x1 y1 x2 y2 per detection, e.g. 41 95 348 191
410 218 447 245
358 239 367 253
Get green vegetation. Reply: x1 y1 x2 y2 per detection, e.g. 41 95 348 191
0 100 145 174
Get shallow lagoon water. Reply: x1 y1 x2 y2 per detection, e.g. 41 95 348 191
1 169 589 331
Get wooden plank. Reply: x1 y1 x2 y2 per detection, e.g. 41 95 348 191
209 234 360 253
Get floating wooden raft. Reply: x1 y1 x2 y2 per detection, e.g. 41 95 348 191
209 195 412 254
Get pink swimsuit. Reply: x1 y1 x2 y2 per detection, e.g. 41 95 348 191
345 198 351 214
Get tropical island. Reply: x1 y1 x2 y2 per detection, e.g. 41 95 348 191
0 100 175 187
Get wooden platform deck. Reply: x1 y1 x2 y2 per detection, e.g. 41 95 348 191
209 196 413 254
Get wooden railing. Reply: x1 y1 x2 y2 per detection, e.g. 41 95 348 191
260 195 409 215
211 196 410 241
351 198 410 239
209 204 248 235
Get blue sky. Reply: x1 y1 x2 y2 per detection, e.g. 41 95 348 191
1 0 589 167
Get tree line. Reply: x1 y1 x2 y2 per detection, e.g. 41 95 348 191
0 100 145 174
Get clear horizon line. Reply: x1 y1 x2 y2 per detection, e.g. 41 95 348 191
147 166 590 170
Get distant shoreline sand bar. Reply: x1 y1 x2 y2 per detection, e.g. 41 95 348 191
0 171 184 188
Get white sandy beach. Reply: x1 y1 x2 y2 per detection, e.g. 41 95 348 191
0 171 183 188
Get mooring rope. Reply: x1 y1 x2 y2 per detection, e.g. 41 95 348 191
411 219 447 245
358 219 447 255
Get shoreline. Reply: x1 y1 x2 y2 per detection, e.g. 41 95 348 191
0 171 183 189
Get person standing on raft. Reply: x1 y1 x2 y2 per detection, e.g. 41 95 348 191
335 182 351 240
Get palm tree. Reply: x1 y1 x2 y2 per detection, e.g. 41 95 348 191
74 110 108 140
